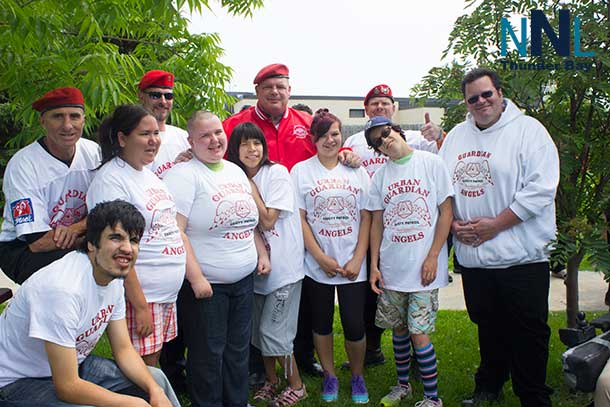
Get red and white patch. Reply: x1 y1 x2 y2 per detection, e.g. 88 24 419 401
293 125 308 139
10 198 34 225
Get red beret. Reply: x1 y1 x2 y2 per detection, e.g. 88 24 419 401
253 64 289 85
364 84 394 106
138 70 174 90
32 87 84 114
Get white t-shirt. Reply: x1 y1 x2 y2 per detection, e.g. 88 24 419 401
367 151 454 292
164 160 258 284
0 139 101 242
291 156 370 285
0 251 125 388
344 130 438 178
252 164 304 295
148 125 190 179
86 157 186 303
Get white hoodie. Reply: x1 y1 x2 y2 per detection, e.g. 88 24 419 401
439 99 559 268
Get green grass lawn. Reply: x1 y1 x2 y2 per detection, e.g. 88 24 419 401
0 303 598 406
89 309 598 406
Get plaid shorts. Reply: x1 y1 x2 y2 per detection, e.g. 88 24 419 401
126 301 177 356
375 288 439 334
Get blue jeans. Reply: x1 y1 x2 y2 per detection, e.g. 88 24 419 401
181 273 254 407
0 355 180 406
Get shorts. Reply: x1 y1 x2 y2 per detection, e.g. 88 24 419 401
375 288 438 334
251 280 302 357
126 301 177 356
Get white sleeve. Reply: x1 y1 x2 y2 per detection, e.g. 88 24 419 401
434 156 455 205
263 165 294 213
509 124 559 221
28 288 81 348
163 165 196 217
4 161 53 236
86 175 129 210
110 290 126 321
343 134 356 148
366 171 385 211
406 131 438 154
291 165 306 211
356 167 370 210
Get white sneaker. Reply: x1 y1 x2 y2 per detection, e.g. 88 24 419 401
380 384 412 406
414 397 443 407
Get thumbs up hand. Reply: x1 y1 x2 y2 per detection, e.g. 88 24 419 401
421 112 443 141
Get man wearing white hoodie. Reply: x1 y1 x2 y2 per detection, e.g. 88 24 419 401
439 68 559 407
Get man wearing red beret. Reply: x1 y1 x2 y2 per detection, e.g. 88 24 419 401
224 64 364 381
138 70 190 179
0 87 101 284
223 63 317 172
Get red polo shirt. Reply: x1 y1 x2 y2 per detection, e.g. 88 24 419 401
223 104 316 171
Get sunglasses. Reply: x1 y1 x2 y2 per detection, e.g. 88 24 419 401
371 126 392 148
145 91 174 100
466 90 494 105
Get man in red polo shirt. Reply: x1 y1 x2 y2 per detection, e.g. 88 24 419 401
223 64 316 171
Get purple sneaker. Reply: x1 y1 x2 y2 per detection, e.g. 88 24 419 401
350 375 369 404
321 373 339 402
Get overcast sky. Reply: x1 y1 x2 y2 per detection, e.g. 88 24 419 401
189 0 470 97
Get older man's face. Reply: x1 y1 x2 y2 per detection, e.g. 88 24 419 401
464 76 504 129
39 107 84 157
365 96 396 119
255 77 291 118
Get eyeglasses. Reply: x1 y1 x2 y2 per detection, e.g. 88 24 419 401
466 90 494 105
371 126 392 148
145 91 174 100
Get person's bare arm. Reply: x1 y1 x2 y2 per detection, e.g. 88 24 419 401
343 210 371 280
421 197 453 286
249 180 280 230
106 319 173 407
369 210 384 294
123 267 153 337
45 341 150 407
299 209 344 278
177 213 213 299
254 228 271 275
29 218 87 252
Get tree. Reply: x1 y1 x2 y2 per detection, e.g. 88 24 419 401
0 0 263 147
412 0 610 327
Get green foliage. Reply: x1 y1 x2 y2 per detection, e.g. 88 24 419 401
411 0 610 287
0 0 263 147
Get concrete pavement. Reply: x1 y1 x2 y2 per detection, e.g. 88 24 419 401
440 270 608 311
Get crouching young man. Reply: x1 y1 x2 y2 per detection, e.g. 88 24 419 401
0 200 180 406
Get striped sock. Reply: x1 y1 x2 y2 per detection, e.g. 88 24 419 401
392 333 411 387
415 342 439 400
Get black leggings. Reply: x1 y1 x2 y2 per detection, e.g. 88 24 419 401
303 276 366 342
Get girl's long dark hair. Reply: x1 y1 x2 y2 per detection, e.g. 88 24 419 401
226 122 274 174
97 104 152 166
